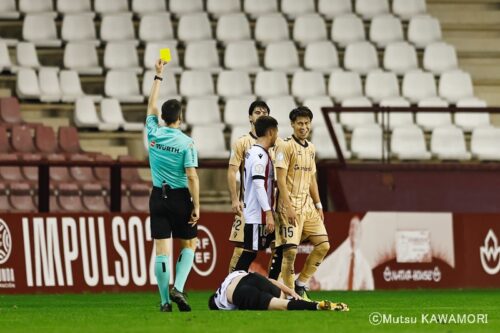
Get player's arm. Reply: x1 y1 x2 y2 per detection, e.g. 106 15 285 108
186 167 200 224
268 278 301 300
251 156 274 233
147 59 166 117
309 173 324 221
228 141 244 215
276 168 297 226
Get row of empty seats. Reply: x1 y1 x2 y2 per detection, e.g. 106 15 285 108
0 0 428 21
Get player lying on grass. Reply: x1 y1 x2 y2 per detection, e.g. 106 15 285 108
208 270 349 311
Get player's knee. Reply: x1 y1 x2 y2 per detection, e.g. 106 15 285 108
315 241 330 257
180 237 198 250
155 239 170 256
282 246 298 263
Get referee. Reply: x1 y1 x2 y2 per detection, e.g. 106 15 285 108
146 59 200 313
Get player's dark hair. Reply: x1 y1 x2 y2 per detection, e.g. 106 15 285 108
248 100 270 116
161 99 182 125
255 116 278 137
208 293 219 310
289 106 313 122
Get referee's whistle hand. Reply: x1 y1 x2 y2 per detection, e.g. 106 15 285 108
189 207 200 226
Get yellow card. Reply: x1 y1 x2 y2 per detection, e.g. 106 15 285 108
160 48 171 62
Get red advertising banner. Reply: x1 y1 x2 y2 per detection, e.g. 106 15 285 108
0 212 498 294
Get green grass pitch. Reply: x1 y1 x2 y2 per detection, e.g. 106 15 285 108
1 290 499 333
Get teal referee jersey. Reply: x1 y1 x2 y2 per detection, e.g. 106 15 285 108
146 115 198 188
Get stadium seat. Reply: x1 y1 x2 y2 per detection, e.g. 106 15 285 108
282 0 315 19
19 0 56 17
369 14 404 48
20 153 41 181
142 70 181 100
61 13 100 46
82 184 107 212
303 42 338 74
344 41 379 75
132 0 166 17
255 14 289 46
216 13 251 45
0 97 22 126
94 0 129 15
101 98 144 131
383 41 418 75
184 40 221 73
230 125 251 144
217 71 254 99
355 0 389 20
93 154 113 185
117 155 144 184
291 71 327 102
423 42 458 75
104 42 142 73
264 41 300 74
266 96 297 125
144 42 182 73
57 0 93 15
34 125 58 155
129 183 150 212
74 97 118 131
0 154 24 182
0 41 15 73
402 70 437 104
180 70 216 99
69 154 96 182
293 14 328 48
224 41 262 73
58 126 83 154
331 13 365 47
318 0 352 19
105 70 144 103
16 42 42 69
302 96 335 128
38 67 62 102
244 0 278 18
1 127 13 151
340 97 375 130
471 126 500 161
0 183 9 211
139 13 175 43
455 98 490 132
224 96 256 127
169 0 204 17
408 15 442 49
313 125 352 159
391 125 431 160
439 70 474 104
11 125 37 154
365 71 400 104
56 183 83 212
9 183 36 212
431 125 471 160
254 71 289 99
416 97 452 131
392 0 427 20
278 125 294 139
378 97 413 130
351 124 384 160
191 125 229 159
207 0 241 18
328 70 363 103
0 0 20 19
16 68 41 100
185 98 222 126
23 14 62 47
177 13 213 43
64 42 102 75
60 70 103 103
100 14 138 45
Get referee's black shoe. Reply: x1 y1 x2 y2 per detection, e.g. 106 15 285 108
160 302 172 312
170 287 192 312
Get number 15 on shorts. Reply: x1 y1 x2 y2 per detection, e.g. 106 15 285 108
281 226 294 238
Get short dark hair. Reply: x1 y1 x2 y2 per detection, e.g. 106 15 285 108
208 293 219 310
289 106 313 122
254 116 278 137
248 100 270 116
161 99 182 125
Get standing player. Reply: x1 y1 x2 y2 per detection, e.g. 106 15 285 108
234 116 278 271
146 59 200 312
275 106 330 300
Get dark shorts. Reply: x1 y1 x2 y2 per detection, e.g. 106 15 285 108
149 186 196 240
232 272 281 310
243 224 275 251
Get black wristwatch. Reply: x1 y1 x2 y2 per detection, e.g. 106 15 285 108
154 75 163 81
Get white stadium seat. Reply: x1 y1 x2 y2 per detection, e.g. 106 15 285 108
255 14 289 46
264 41 300 74
142 70 181 101
177 13 213 43
266 96 297 125
57 0 92 15
64 42 102 75
184 40 221 73
244 0 278 18
207 0 242 18
282 0 315 19
304 41 339 74
59 70 102 103
169 0 204 17
365 71 400 104
23 14 62 47
224 41 262 73
16 68 40 100
431 125 471 160
185 97 222 126
144 42 182 73
0 0 20 19
16 42 41 69
293 14 328 48
19 0 56 17
132 0 167 17
94 0 129 15
439 70 474 104
329 71 363 103
61 14 100 46
104 42 142 73
416 97 451 131
369 14 404 48
191 125 229 159
455 98 490 132
100 14 137 45
38 67 62 102
139 13 175 43
74 97 106 130
224 96 256 127
344 41 379 75
340 97 375 130
217 71 254 99
302 96 335 129
0 41 15 73
471 126 500 161
105 70 144 103
101 98 144 131
402 70 437 104
423 42 458 75
383 42 418 75
254 71 289 99
216 13 251 45
292 71 327 102
351 124 384 160
180 71 216 99
230 125 251 143
355 0 389 20
378 97 413 130
392 0 427 20
331 14 365 47
313 125 352 159
391 125 431 160
408 15 442 49
318 0 352 19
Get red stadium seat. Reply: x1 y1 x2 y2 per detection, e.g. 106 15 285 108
82 183 107 212
57 183 83 212
69 153 95 182
0 153 24 182
9 182 36 212
117 155 142 183
93 154 113 184
58 126 83 154
35 125 58 154
129 183 150 212
0 97 22 126
0 126 11 153
11 125 41 181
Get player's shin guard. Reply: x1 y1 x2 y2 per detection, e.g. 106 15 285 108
228 246 244 273
155 255 170 305
234 250 257 272
281 246 298 289
173 248 195 292
287 300 318 311
268 245 283 280
298 241 330 284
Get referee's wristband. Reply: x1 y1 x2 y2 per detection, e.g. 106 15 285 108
154 75 163 81
315 202 323 210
